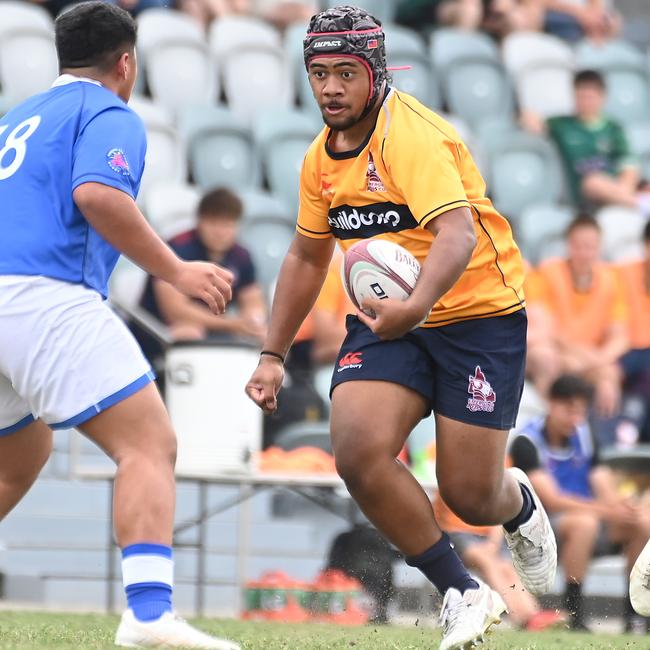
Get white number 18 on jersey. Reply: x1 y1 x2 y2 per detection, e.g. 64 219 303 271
0 116 42 181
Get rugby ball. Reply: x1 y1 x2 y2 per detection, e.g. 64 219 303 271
342 239 421 315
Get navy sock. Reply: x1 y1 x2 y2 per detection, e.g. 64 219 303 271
503 482 536 533
405 533 479 595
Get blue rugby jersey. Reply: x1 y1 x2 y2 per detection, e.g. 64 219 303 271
0 76 146 297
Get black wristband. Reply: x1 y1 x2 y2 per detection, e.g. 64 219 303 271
260 350 285 364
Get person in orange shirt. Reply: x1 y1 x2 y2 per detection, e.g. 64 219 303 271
245 9 557 649
310 250 354 365
617 221 650 442
534 215 629 418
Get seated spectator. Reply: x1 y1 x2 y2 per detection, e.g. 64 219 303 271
34 0 172 18
482 0 544 40
178 0 250 29
140 187 267 344
433 491 566 630
617 221 650 442
530 215 629 418
396 0 483 31
525 70 650 213
543 0 621 42
252 0 316 29
511 374 650 632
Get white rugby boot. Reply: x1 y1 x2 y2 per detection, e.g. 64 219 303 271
630 538 650 617
504 467 557 596
439 579 507 650
115 610 241 649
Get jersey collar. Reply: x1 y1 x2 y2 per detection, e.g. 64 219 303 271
51 74 103 88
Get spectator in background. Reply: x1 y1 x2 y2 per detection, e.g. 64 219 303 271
252 0 317 29
33 0 172 18
178 0 250 29
617 221 650 442
395 0 483 31
526 70 650 213
543 0 621 42
482 0 544 40
140 187 267 343
531 215 629 419
511 374 650 632
433 492 566 631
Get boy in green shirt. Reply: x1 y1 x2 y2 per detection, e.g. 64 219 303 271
546 70 650 213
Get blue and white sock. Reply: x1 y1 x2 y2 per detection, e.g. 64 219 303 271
122 543 173 622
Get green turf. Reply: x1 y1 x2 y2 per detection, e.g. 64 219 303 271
0 611 645 649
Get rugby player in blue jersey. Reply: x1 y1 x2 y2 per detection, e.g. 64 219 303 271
0 3 238 647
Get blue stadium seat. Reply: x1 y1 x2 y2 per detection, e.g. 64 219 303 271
384 24 441 110
253 108 319 214
484 132 565 223
284 21 318 115
179 105 260 191
441 58 514 130
430 28 500 68
239 189 294 295
516 203 574 264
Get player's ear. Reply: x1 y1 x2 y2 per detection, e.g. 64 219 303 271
117 51 131 81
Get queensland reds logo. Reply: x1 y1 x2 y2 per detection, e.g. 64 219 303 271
107 148 130 176
466 366 496 413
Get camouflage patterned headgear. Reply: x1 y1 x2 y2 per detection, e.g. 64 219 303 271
303 5 387 105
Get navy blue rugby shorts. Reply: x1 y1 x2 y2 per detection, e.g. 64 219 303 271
330 309 527 431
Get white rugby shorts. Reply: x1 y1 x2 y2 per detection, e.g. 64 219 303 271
0 275 153 435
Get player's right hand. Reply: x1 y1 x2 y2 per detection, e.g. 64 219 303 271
245 355 284 414
172 261 233 315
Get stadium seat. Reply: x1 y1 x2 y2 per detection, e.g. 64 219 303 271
441 59 514 130
576 39 645 70
136 10 217 114
596 205 647 262
239 219 294 296
0 2 53 39
137 8 205 51
502 32 575 118
430 28 500 68
0 31 58 106
383 24 441 110
485 132 564 223
129 96 187 197
253 108 319 213
143 182 201 239
323 0 397 24
284 21 318 114
625 120 650 178
179 105 260 191
109 257 149 311
239 188 294 225
209 16 291 123
516 203 574 264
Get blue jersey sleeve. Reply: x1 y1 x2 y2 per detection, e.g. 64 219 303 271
72 107 146 199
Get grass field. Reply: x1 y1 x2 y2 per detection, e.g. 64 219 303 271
0 612 646 649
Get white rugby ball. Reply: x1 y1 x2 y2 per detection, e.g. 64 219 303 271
342 239 421 315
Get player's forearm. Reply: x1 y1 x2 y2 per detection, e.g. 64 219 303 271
407 211 476 319
73 183 182 284
263 241 332 357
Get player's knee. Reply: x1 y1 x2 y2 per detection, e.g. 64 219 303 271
438 480 501 526
332 435 382 490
